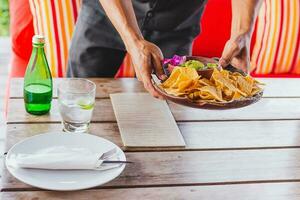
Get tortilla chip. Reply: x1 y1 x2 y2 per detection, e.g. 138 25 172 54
162 67 199 89
161 67 182 88
251 86 262 96
188 91 201 100
199 78 213 86
236 76 253 96
224 88 233 97
232 91 243 100
212 69 234 90
199 86 223 102
163 88 186 96
220 69 230 78
178 79 201 93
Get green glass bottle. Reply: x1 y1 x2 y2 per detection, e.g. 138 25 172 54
23 35 53 115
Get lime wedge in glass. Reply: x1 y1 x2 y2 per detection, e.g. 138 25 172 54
77 99 94 110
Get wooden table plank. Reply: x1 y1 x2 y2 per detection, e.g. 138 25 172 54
258 78 300 97
7 98 300 123
169 97 300 121
9 78 300 98
7 99 114 123
3 149 300 190
9 78 146 99
4 120 300 152
2 182 300 200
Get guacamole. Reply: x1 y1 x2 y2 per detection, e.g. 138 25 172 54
182 60 205 70
182 60 218 70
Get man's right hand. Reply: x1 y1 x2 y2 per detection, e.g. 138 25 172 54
127 39 167 99
98 0 167 98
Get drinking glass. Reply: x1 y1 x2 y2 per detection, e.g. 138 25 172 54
58 79 96 133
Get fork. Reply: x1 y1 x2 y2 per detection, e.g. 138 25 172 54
99 148 133 164
99 148 117 160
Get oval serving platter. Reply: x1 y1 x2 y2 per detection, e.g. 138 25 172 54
153 56 264 110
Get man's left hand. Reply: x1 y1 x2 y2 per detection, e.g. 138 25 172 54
219 34 251 73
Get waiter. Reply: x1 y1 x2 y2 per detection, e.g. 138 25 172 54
67 0 262 98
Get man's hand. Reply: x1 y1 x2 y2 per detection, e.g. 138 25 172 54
127 39 167 99
220 0 262 73
219 35 250 73
99 0 167 99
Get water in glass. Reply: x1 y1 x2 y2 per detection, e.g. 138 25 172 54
58 79 96 133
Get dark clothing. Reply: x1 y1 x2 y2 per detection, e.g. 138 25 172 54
67 0 207 77
82 0 207 32
68 48 126 78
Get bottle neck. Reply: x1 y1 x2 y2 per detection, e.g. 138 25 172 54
29 43 46 72
32 43 45 54
31 44 45 65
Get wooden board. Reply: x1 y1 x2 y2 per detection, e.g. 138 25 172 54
4 120 300 152
7 98 300 123
110 93 185 147
4 149 300 190
3 182 300 200
9 78 300 98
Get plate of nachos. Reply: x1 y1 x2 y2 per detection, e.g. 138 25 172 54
153 55 264 109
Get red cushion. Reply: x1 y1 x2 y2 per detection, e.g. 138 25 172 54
192 0 258 61
9 0 34 77
250 73 300 78
192 0 232 58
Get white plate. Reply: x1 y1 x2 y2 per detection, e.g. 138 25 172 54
5 132 126 191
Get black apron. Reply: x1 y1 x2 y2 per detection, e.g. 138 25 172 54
67 0 207 77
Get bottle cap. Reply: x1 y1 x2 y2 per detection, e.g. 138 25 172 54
32 35 45 44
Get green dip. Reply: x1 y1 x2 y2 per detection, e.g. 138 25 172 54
182 60 218 70
182 60 205 70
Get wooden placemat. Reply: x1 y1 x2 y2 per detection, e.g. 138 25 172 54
110 93 186 148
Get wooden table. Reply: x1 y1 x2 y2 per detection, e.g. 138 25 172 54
2 78 300 199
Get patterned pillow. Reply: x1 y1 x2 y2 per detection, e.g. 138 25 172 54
115 54 135 78
251 0 300 75
29 0 81 77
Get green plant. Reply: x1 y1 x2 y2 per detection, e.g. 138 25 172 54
0 0 9 36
